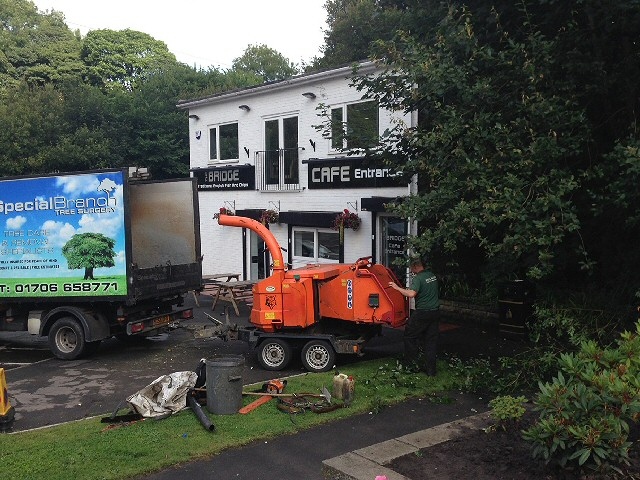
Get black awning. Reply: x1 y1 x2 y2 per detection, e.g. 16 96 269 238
360 197 402 212
235 209 263 221
278 211 341 228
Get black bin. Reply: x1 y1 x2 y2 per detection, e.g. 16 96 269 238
498 280 534 339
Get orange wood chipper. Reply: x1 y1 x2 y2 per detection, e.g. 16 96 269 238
210 214 408 372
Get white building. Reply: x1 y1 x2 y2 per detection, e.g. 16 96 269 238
177 62 416 282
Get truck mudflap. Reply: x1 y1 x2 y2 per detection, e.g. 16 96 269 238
125 306 194 336
236 328 367 355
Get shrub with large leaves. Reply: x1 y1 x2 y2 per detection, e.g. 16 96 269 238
523 322 640 474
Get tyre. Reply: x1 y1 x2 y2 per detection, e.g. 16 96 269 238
301 340 336 373
257 338 292 371
48 317 89 360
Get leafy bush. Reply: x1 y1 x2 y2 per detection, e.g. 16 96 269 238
522 321 640 475
489 395 527 430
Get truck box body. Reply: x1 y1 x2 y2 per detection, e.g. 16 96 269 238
0 168 202 358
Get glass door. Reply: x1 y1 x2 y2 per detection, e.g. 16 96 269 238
380 216 408 283
264 116 298 186
249 230 269 280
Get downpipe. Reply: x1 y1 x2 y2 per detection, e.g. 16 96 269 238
187 393 215 432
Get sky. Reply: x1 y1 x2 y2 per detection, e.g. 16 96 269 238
31 0 329 70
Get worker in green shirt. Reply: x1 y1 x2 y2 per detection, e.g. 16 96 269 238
388 257 439 376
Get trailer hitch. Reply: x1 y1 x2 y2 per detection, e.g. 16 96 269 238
184 311 239 341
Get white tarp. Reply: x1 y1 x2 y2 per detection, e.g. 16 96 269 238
127 371 197 418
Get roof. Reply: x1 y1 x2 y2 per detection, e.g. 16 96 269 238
176 60 378 110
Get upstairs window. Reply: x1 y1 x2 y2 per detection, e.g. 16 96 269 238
330 101 379 151
209 123 239 162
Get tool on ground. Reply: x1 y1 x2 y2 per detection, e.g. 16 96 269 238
239 379 288 414
276 388 339 416
242 386 331 403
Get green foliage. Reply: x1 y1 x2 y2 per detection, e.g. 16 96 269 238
81 29 176 91
488 395 527 430
447 355 496 393
330 0 640 302
314 0 405 69
0 0 292 179
355 7 588 283
231 44 298 83
0 0 84 88
522 322 640 475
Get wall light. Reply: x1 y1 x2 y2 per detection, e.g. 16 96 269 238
238 104 251 111
302 92 316 99
188 114 200 120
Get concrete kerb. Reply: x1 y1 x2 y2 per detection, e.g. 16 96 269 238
321 411 492 480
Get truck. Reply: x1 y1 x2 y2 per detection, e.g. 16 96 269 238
205 214 409 372
0 168 202 360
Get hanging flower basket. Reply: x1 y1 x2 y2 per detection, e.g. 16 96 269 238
260 209 279 225
213 207 234 219
333 209 361 232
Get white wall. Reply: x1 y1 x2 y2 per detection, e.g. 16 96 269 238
186 65 412 277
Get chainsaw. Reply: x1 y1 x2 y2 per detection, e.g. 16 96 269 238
238 379 287 414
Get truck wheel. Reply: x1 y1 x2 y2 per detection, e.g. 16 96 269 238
301 340 336 373
48 317 89 360
257 339 291 371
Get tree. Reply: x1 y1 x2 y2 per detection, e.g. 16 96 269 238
340 0 640 303
313 0 406 68
62 233 116 280
0 0 84 89
81 29 177 91
349 4 603 294
231 44 298 83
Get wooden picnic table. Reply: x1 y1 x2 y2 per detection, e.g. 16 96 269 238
192 273 241 306
207 280 256 316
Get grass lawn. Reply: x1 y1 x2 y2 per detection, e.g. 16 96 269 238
0 358 459 480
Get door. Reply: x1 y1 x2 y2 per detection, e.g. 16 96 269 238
264 116 298 186
249 230 270 280
380 216 408 283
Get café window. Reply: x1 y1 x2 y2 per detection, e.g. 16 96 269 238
209 123 239 163
292 228 339 268
330 101 379 151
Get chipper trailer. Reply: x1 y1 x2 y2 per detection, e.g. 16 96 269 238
204 214 409 372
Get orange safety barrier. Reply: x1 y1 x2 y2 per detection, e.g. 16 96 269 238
0 368 15 432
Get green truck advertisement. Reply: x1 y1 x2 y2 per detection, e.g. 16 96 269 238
0 168 202 359
0 170 127 298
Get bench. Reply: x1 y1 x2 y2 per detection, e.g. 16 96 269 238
203 280 255 316
192 273 241 307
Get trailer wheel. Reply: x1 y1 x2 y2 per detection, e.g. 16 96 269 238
257 339 291 371
301 340 336 373
48 317 89 360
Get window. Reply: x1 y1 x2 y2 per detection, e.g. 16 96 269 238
264 116 298 185
330 101 379 150
292 228 339 268
209 123 239 162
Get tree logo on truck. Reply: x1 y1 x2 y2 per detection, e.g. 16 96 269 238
62 233 116 280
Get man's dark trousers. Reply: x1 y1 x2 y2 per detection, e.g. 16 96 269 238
403 309 439 375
